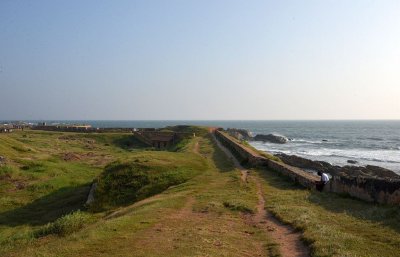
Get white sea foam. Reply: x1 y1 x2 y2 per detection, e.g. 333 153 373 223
249 141 400 173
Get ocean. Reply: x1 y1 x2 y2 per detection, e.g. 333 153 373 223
8 120 400 174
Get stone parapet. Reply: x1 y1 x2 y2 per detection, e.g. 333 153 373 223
214 130 400 205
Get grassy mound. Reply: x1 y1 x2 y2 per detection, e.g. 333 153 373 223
92 153 205 210
164 125 208 137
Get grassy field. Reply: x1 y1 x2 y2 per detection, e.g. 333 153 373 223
0 130 143 253
1 128 399 256
0 129 279 256
256 168 400 257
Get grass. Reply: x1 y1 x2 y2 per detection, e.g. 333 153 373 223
0 130 143 253
91 151 205 210
1 128 399 256
223 201 254 214
34 210 93 237
1 130 279 257
256 168 400 257
240 140 282 162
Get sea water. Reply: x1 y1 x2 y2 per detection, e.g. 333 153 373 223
11 120 400 174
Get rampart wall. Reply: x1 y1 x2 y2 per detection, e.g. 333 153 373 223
215 130 400 205
32 126 134 133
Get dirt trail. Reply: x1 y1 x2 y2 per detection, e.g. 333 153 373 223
173 196 195 219
254 180 310 257
212 132 310 257
194 141 200 154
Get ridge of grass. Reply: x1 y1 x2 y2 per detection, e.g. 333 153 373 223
91 151 206 211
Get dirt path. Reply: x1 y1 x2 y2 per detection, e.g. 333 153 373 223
212 132 310 257
194 141 200 154
254 179 310 257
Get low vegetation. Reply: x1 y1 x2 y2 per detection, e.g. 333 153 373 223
256 168 400 257
0 129 280 256
0 128 399 256
223 200 254 214
34 210 93 237
91 152 205 210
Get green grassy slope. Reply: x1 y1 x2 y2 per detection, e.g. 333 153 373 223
1 131 279 257
1 129 399 257
0 130 144 253
257 169 400 257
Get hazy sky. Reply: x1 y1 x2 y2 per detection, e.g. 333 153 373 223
1 0 399 120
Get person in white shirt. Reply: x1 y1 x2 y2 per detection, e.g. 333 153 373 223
315 171 330 191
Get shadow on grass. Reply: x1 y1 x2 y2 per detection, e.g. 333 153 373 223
307 191 400 234
0 184 91 227
209 136 235 173
112 135 148 150
257 168 305 191
257 168 400 234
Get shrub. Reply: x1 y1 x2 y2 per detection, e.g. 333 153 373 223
34 210 91 237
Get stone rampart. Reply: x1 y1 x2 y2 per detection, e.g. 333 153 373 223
215 130 268 167
32 126 134 133
215 130 400 205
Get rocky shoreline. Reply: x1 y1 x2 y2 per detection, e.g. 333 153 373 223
275 153 400 179
226 128 290 144
226 128 400 179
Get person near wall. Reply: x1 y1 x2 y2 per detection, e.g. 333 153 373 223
315 171 330 191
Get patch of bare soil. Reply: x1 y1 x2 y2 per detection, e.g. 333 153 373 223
129 194 265 257
63 152 82 161
194 141 200 154
1 174 28 191
213 132 310 257
62 152 112 166
0 155 6 164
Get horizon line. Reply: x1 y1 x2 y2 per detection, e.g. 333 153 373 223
1 119 400 122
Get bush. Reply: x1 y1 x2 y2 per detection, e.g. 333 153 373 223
34 210 91 237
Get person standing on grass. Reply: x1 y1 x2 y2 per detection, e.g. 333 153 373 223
315 171 330 191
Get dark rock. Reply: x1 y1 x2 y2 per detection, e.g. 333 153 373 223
226 128 252 140
347 160 358 164
253 134 289 144
275 153 400 179
275 153 333 174
365 165 399 178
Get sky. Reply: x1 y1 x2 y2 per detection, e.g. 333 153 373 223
0 0 399 120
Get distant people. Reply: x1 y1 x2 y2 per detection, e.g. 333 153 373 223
315 171 329 191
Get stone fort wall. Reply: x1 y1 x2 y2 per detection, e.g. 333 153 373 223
215 130 400 205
